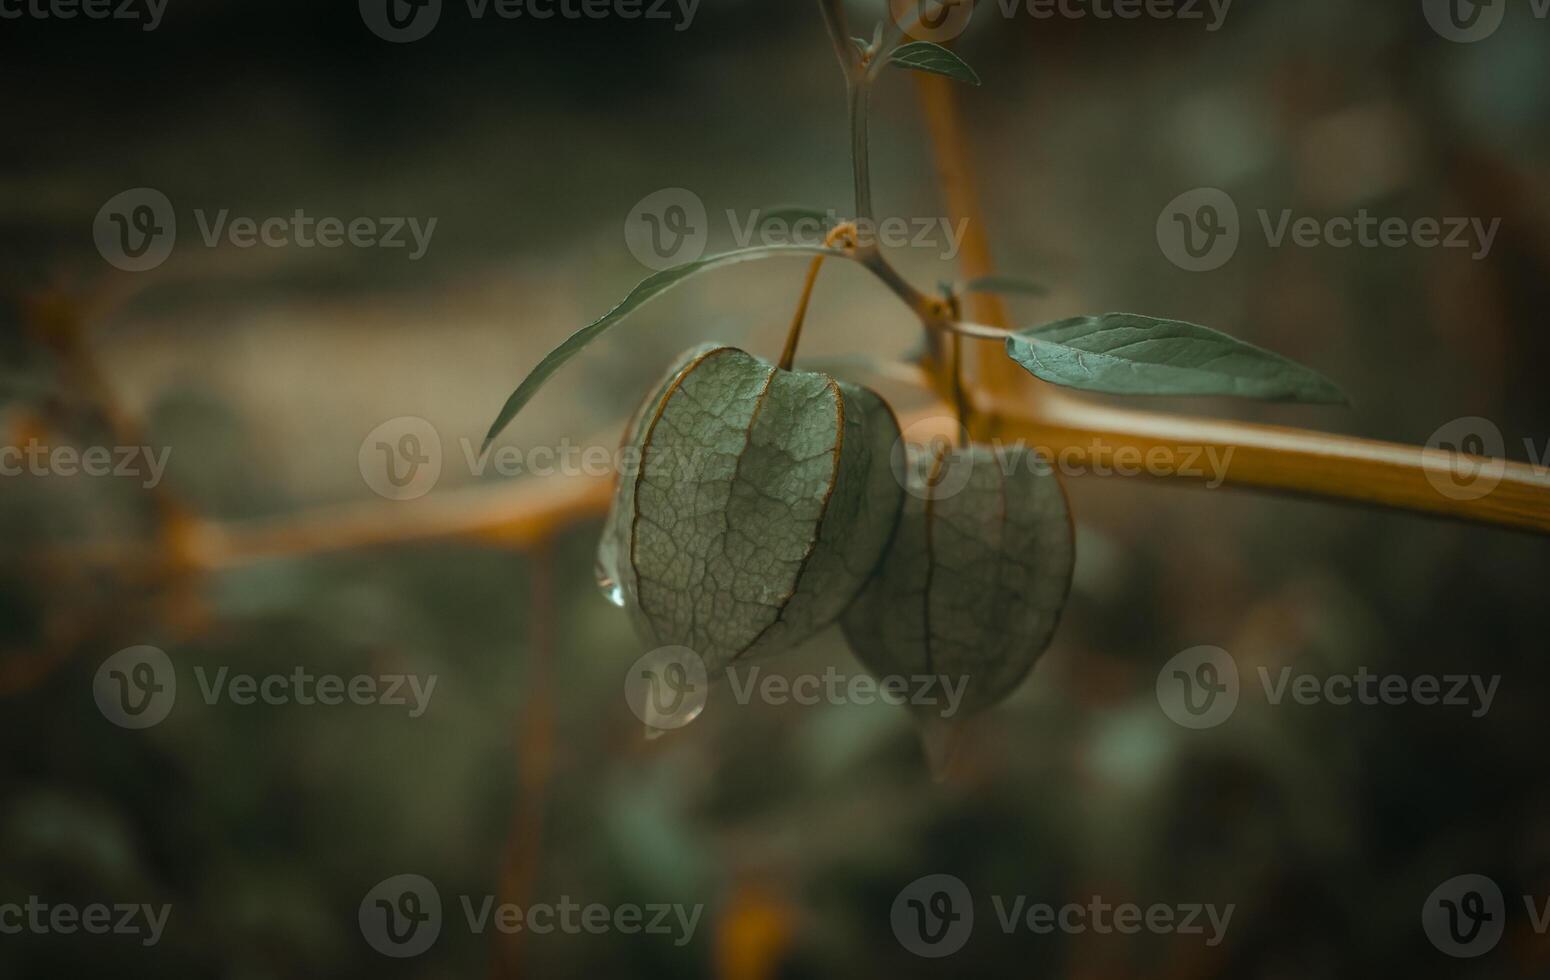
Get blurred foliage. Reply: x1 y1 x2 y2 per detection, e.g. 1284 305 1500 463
5 0 1550 976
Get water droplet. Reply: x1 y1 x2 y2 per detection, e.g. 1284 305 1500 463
918 716 963 783
594 559 625 608
642 699 704 741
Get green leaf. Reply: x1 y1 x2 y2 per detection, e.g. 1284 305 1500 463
961 275 1049 298
850 36 870 58
1004 313 1348 403
888 41 981 86
481 244 843 452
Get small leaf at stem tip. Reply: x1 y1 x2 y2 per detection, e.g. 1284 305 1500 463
1003 312 1350 404
480 244 846 452
961 274 1049 297
850 35 870 59
888 41 981 86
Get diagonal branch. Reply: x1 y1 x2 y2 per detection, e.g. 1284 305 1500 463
909 61 1550 534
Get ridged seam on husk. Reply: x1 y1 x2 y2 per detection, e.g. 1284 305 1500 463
732 373 845 661
841 444 1075 718
627 348 846 668
604 344 732 620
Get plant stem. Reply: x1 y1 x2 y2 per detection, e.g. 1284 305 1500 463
780 223 857 370
848 81 874 220
951 332 969 446
817 0 856 81
144 392 1550 574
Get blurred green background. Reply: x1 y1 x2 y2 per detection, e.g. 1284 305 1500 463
4 0 1550 976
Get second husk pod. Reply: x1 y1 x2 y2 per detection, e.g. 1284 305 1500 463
598 343 905 677
840 439 1075 764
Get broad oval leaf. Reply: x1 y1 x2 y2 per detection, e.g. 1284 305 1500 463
600 346 905 675
888 41 981 86
841 443 1074 722
961 274 1049 298
1004 312 1348 403
482 244 844 452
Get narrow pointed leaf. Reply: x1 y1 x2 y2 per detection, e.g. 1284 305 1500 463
888 41 981 86
961 274 1049 297
1004 313 1348 403
482 244 843 451
850 35 870 58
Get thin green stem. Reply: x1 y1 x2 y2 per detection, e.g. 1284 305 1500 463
848 81 874 220
816 0 1001 348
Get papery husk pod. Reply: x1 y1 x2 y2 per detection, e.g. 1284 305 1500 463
598 344 904 675
840 442 1075 769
